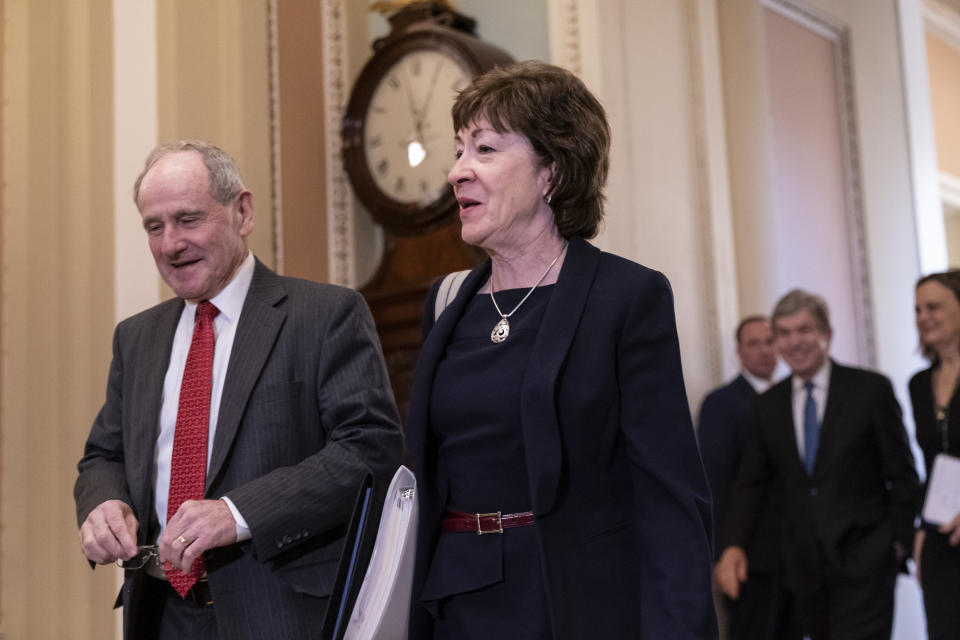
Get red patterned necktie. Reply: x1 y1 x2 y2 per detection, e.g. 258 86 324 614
166 300 218 598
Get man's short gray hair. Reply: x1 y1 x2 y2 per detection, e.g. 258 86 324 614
133 140 245 206
771 289 831 333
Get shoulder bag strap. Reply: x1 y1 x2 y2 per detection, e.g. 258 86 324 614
433 270 471 322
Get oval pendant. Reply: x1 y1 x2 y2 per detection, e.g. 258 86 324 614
491 317 510 343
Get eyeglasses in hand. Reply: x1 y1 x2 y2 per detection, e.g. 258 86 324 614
116 545 160 570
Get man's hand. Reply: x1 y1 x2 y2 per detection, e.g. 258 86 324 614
939 512 960 547
79 499 139 564
715 546 749 600
159 499 238 573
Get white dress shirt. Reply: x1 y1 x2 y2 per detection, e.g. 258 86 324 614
791 359 831 460
154 252 255 543
742 369 772 394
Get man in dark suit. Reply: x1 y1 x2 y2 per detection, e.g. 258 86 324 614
74 141 402 639
698 316 800 640
716 289 920 640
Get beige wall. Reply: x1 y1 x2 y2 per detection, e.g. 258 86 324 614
2 1 117 638
719 0 780 323
0 0 4 609
548 0 927 420
153 0 335 285
1 1 303 636
721 0 926 392
763 8 863 365
575 0 740 403
157 0 275 276
927 31 960 177
925 25 960 268
276 1 329 283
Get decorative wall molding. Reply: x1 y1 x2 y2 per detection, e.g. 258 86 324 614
682 0 740 383
546 0 604 98
267 0 285 274
903 0 951 273
764 0 877 368
322 0 355 287
547 0 583 75
682 0 720 384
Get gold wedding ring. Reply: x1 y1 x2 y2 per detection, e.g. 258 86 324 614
176 535 189 546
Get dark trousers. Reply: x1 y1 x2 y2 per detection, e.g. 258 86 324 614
727 571 802 640
793 556 897 640
921 531 960 640
129 575 219 640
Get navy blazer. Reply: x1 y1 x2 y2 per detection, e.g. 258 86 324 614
698 375 756 555
75 260 402 639
406 238 717 639
698 375 781 572
726 362 919 596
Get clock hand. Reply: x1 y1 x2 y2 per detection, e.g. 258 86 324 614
401 66 428 142
416 59 445 127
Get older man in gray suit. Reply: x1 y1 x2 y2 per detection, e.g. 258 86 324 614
74 141 402 639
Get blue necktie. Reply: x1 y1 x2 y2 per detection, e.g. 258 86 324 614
803 381 819 475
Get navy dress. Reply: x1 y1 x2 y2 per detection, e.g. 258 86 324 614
420 286 553 639
909 366 960 640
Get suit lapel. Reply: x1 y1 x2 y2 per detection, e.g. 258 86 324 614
521 237 601 514
130 300 182 528
206 260 288 490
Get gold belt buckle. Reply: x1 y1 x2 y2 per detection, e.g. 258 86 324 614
475 511 503 535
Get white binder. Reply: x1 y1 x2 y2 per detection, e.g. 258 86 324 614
344 465 419 640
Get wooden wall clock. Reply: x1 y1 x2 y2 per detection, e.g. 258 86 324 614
342 1 513 418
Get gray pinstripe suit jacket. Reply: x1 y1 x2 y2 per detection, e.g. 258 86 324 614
75 259 403 639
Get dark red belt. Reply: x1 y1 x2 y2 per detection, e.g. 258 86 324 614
441 509 536 535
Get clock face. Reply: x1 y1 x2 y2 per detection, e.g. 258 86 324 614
363 49 472 206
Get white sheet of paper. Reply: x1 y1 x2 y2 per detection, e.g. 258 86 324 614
922 453 960 526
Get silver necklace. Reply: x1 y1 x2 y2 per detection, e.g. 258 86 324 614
489 242 566 344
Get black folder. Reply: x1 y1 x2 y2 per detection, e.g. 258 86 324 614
320 473 388 640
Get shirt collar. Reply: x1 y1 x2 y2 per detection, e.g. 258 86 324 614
183 251 255 324
792 357 832 393
741 369 772 394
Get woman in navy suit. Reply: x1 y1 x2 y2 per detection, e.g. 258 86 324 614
405 61 716 639
911 270 960 640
